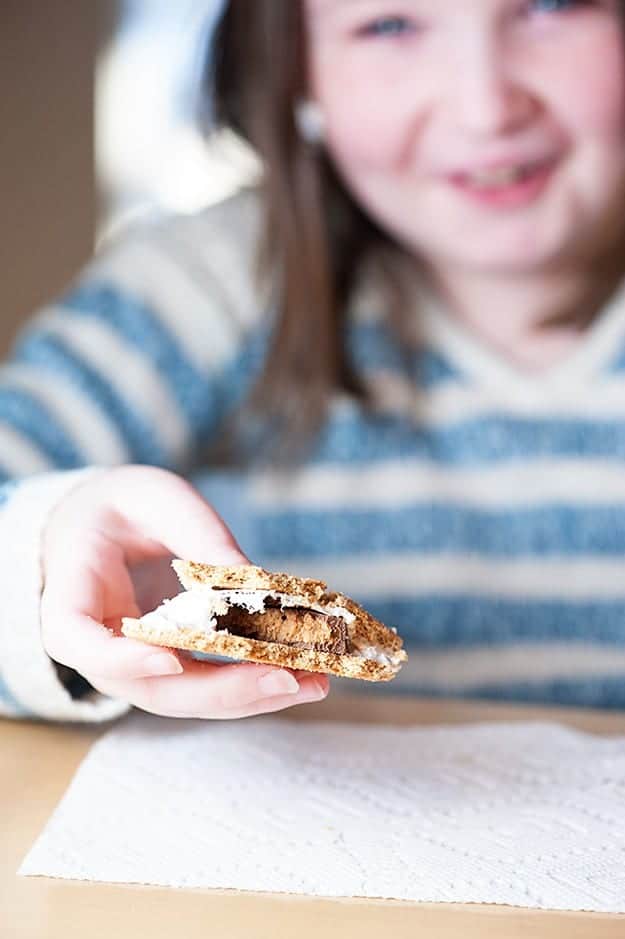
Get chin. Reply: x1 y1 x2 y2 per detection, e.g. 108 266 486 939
449 245 568 276
424 220 581 276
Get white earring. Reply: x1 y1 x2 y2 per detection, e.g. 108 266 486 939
294 99 326 145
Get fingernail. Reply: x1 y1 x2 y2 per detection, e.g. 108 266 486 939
143 653 183 676
258 671 300 697
299 680 328 702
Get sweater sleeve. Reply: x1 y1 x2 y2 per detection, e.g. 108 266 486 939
0 188 266 722
0 470 130 722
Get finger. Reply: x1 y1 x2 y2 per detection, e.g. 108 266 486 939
88 661 330 719
107 468 249 566
41 567 183 680
217 679 330 720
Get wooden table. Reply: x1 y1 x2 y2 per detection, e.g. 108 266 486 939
4 694 625 938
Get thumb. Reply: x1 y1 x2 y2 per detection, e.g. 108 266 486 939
107 467 249 567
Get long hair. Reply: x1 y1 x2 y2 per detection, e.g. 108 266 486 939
203 0 415 462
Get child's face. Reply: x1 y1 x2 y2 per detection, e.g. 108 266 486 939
305 0 625 276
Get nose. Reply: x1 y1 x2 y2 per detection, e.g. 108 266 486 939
447 34 537 137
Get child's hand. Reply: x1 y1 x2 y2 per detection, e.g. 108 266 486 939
41 465 329 718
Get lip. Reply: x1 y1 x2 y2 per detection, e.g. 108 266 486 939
444 158 558 210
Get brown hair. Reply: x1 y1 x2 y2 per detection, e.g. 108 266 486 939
204 0 414 462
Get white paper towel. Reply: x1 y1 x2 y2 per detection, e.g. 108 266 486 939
18 713 625 912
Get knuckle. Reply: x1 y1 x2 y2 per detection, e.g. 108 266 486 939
85 675 145 710
107 466 196 517
211 676 255 713
137 677 160 712
110 464 181 491
131 676 176 716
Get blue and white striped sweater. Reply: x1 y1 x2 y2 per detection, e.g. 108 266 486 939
3 185 625 721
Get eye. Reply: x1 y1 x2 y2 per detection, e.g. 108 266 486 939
526 0 592 13
356 15 419 39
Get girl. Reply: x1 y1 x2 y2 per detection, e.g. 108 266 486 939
2 0 625 723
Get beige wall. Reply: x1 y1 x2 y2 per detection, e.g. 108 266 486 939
0 1 99 355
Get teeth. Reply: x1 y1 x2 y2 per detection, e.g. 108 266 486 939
468 165 526 187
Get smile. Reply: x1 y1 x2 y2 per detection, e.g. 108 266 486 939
463 163 540 188
445 158 558 208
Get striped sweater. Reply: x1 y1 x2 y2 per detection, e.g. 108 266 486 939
3 185 625 722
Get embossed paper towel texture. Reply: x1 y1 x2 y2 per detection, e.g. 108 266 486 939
18 715 625 912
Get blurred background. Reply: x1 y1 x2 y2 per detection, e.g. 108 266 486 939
1 0 259 356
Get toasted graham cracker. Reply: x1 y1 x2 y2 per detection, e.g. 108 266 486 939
173 560 327 606
122 560 407 682
121 620 401 681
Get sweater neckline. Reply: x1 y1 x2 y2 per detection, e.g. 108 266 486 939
397 276 625 399
416 282 625 392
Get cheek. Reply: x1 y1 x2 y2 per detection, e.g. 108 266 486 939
546 32 625 143
325 106 404 172
312 53 418 170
